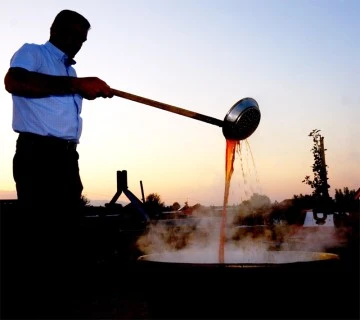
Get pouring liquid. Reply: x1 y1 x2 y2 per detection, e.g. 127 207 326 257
218 139 239 263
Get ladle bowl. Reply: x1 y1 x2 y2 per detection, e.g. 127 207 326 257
222 97 261 140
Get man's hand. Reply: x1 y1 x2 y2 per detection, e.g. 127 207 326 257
75 77 114 100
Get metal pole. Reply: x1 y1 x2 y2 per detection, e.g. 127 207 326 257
140 180 145 203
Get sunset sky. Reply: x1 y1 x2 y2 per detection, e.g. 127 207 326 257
0 0 359 207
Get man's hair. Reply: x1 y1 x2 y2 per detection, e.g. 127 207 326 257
51 9 91 32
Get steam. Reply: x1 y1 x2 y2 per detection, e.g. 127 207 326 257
279 224 341 252
135 207 348 263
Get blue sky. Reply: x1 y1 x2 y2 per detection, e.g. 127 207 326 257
0 0 359 207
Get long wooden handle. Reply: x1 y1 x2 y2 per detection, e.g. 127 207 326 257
111 88 223 127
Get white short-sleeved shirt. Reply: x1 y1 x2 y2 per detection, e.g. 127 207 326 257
10 41 83 143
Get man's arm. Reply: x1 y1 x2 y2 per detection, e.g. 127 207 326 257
4 67 113 100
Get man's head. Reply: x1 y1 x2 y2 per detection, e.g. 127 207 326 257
50 10 91 59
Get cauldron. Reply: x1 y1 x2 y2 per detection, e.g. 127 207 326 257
135 249 357 319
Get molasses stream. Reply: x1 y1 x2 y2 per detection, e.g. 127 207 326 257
111 88 261 263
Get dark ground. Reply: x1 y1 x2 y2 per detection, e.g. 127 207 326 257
1 204 359 320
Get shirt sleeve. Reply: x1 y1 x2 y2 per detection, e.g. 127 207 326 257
10 43 42 72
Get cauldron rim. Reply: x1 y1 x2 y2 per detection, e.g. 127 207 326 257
137 250 340 268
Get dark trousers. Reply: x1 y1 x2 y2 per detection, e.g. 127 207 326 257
1 133 89 319
13 132 83 211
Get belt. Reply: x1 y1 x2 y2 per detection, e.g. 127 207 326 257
18 132 77 151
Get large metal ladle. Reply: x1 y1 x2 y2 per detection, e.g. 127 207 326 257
111 88 261 140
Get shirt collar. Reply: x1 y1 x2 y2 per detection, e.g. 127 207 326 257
44 41 77 66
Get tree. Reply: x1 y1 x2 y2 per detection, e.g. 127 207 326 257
172 202 181 211
248 193 271 210
232 193 271 225
302 129 330 199
144 193 166 219
334 187 358 212
80 194 90 207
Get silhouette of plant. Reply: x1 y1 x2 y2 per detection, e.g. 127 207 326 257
80 194 90 206
302 129 330 200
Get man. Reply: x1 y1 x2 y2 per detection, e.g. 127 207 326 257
4 9 114 210
2 10 114 318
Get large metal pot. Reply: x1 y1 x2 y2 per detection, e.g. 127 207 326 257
135 249 357 319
